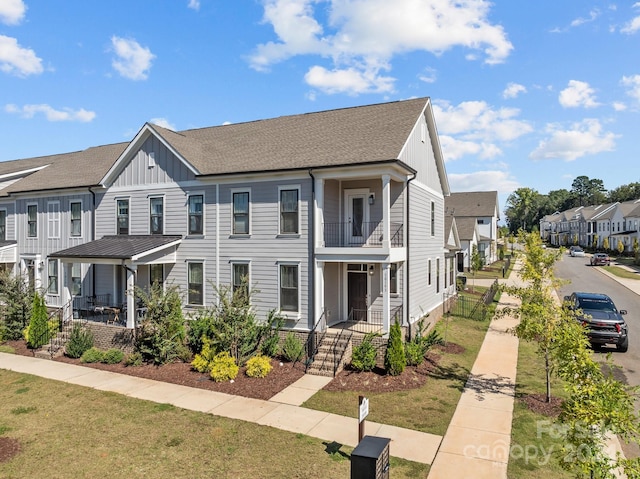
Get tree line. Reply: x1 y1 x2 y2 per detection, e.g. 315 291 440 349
504 177 640 233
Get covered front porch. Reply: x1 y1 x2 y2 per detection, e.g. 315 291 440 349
50 235 182 328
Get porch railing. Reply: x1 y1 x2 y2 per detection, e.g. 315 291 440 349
323 222 403 247
304 309 328 373
72 294 112 320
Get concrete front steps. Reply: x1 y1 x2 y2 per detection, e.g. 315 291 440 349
306 331 352 377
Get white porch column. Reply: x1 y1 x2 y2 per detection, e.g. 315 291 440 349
125 265 136 328
314 177 325 248
382 262 390 334
61 262 72 318
314 261 325 327
382 175 390 249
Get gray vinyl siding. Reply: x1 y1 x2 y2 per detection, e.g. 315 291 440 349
112 135 196 187
0 201 16 241
407 183 444 322
323 180 340 223
324 262 341 324
401 115 441 192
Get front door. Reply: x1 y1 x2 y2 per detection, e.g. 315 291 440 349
345 189 369 245
348 270 368 321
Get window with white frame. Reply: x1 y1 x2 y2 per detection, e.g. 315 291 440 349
48 202 60 238
188 194 204 235
72 263 82 296
232 190 250 235
389 263 398 295
279 263 299 313
449 257 454 288
187 262 204 305
27 204 37 238
150 197 164 234
232 262 250 301
117 199 129 235
150 264 164 289
279 187 299 234
428 259 432 285
0 210 5 241
436 258 440 293
431 201 435 236
70 201 82 237
47 259 58 295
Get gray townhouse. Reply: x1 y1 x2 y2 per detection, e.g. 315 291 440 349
0 97 452 337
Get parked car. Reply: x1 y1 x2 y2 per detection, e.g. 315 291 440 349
590 253 611 266
569 246 585 257
564 292 628 352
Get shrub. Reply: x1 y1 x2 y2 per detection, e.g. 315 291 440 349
191 338 216 373
404 341 424 366
246 355 273 378
102 348 124 364
65 324 94 359
351 332 379 372
209 352 239 382
80 347 104 363
260 310 284 358
384 319 405 376
124 351 143 367
0 270 33 341
186 309 215 355
26 293 50 349
281 332 303 363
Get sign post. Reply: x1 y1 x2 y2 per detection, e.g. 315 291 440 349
358 395 369 442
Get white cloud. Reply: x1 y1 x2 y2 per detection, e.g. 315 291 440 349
621 3 640 34
304 65 394 95
529 119 618 161
0 35 43 76
249 0 512 95
621 74 640 102
150 117 176 130
110 36 155 81
448 170 520 194
188 0 200 11
5 103 96 122
612 101 627 111
0 0 26 25
418 67 437 84
570 9 600 27
502 82 526 99
558 80 600 108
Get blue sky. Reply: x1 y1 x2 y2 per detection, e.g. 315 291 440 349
1 0 640 215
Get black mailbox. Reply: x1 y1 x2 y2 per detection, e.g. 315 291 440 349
351 435 390 479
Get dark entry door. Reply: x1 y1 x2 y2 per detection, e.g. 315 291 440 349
348 271 368 321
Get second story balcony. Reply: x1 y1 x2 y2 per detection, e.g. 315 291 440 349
323 221 404 248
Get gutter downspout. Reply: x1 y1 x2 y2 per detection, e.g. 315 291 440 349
406 172 416 331
89 187 97 296
308 169 315 329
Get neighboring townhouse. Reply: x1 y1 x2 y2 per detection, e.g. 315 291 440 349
444 213 461 285
1 97 451 337
551 206 583 247
448 216 479 272
608 199 640 253
444 191 500 265
539 211 561 243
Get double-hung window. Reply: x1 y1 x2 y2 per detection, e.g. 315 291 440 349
389 263 398 295
72 263 82 296
430 201 435 236
232 191 249 235
47 259 58 295
150 264 164 289
188 194 204 235
70 201 82 237
279 263 299 313
150 197 164 234
188 262 204 306
279 187 299 234
27 204 37 238
117 199 129 235
0 210 6 241
232 262 250 301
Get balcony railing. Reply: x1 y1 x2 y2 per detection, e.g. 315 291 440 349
323 221 404 247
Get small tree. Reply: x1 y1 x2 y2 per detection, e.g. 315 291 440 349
469 244 484 292
384 319 405 376
26 292 49 349
617 238 625 256
592 234 598 250
0 270 34 341
603 236 610 252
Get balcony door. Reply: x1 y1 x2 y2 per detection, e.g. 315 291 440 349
344 189 369 245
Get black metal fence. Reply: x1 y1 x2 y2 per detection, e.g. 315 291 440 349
449 279 499 321
323 222 403 247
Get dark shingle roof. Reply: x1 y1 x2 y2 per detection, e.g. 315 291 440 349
50 235 182 260
445 191 499 218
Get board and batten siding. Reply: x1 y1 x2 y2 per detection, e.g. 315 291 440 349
0 201 16 241
217 177 312 329
401 114 442 192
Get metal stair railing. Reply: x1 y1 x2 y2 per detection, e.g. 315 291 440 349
304 309 328 373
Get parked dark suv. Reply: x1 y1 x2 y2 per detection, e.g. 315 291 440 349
564 292 628 352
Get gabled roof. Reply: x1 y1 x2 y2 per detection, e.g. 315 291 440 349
444 215 461 252
453 216 480 241
445 191 499 219
103 97 433 184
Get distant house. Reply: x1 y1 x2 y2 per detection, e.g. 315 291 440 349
445 191 500 269
1 97 453 339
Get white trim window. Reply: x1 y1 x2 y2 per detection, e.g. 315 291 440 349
72 263 82 296
117 199 129 235
150 197 164 235
389 263 398 295
431 201 435 237
187 261 204 306
231 261 250 301
70 201 82 237
188 194 204 235
232 189 250 235
150 264 164 289
0 209 6 241
428 259 432 285
48 201 60 239
47 259 58 295
279 263 299 314
27 204 37 238
279 186 299 235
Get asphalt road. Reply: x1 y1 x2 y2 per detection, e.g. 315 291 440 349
555 253 640 387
